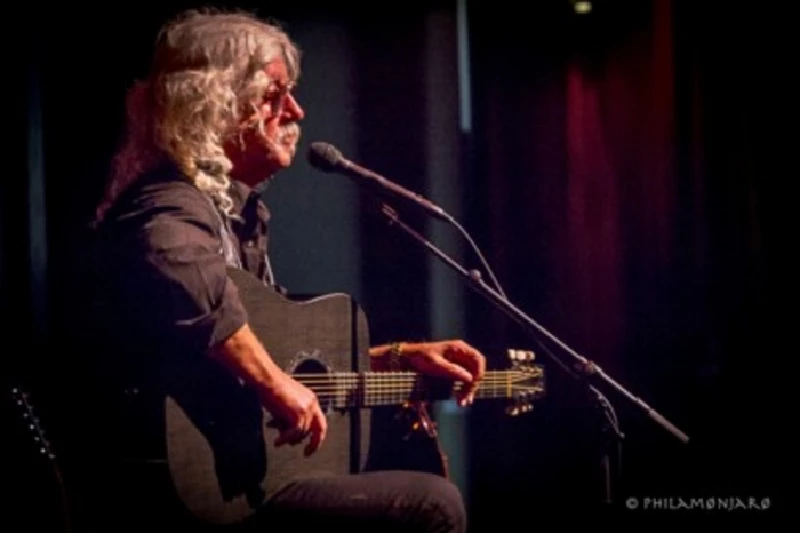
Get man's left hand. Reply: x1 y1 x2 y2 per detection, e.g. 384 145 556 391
401 340 486 406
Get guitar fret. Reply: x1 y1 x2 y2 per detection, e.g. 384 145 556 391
298 368 544 409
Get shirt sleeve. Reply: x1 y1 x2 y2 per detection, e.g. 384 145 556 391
127 185 248 355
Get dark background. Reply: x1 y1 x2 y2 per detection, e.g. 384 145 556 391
4 0 784 528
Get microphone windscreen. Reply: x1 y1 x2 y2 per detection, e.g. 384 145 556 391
307 142 343 172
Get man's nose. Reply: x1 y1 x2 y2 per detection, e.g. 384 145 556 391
283 93 304 120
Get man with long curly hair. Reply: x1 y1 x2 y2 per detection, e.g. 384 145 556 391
83 8 485 533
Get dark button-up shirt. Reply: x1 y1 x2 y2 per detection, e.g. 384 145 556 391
93 163 272 375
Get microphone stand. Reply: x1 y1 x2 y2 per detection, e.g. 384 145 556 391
376 202 689 506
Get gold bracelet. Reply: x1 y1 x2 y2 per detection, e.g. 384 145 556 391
388 342 404 370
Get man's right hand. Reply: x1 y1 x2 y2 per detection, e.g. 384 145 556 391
211 324 327 457
259 370 327 456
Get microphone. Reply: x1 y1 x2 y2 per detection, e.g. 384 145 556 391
307 141 453 223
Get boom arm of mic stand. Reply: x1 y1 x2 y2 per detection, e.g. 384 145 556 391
377 203 689 445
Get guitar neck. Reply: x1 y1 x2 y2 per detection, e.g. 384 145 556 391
295 370 524 408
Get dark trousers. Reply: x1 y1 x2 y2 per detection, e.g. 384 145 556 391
51 392 466 532
245 470 467 533
69 468 466 533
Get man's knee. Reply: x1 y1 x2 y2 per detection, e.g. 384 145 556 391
405 472 467 533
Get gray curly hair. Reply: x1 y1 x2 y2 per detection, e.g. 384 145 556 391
96 8 301 221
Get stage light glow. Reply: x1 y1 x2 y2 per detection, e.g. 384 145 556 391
574 1 592 14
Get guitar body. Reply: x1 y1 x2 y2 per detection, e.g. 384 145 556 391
119 268 544 527
164 267 376 525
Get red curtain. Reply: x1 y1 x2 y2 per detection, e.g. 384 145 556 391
471 1 688 374
466 0 774 513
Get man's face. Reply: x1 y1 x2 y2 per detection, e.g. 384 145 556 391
225 58 304 186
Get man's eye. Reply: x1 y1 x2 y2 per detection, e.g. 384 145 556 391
264 89 287 103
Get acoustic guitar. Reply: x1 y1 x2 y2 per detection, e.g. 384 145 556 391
124 267 546 525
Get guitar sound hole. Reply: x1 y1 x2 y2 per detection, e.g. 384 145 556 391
291 358 334 413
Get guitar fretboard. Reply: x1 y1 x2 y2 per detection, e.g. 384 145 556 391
294 369 544 408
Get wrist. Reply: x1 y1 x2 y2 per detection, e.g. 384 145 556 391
370 342 408 371
387 342 405 370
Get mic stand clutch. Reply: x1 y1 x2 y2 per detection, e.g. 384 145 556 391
376 202 689 504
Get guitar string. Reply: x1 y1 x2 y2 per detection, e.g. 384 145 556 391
291 389 543 403
306 388 539 398
295 388 540 394
290 374 541 389
299 386 541 394
290 373 541 386
284 375 544 400
289 377 537 386
290 376 538 387
287 370 537 380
